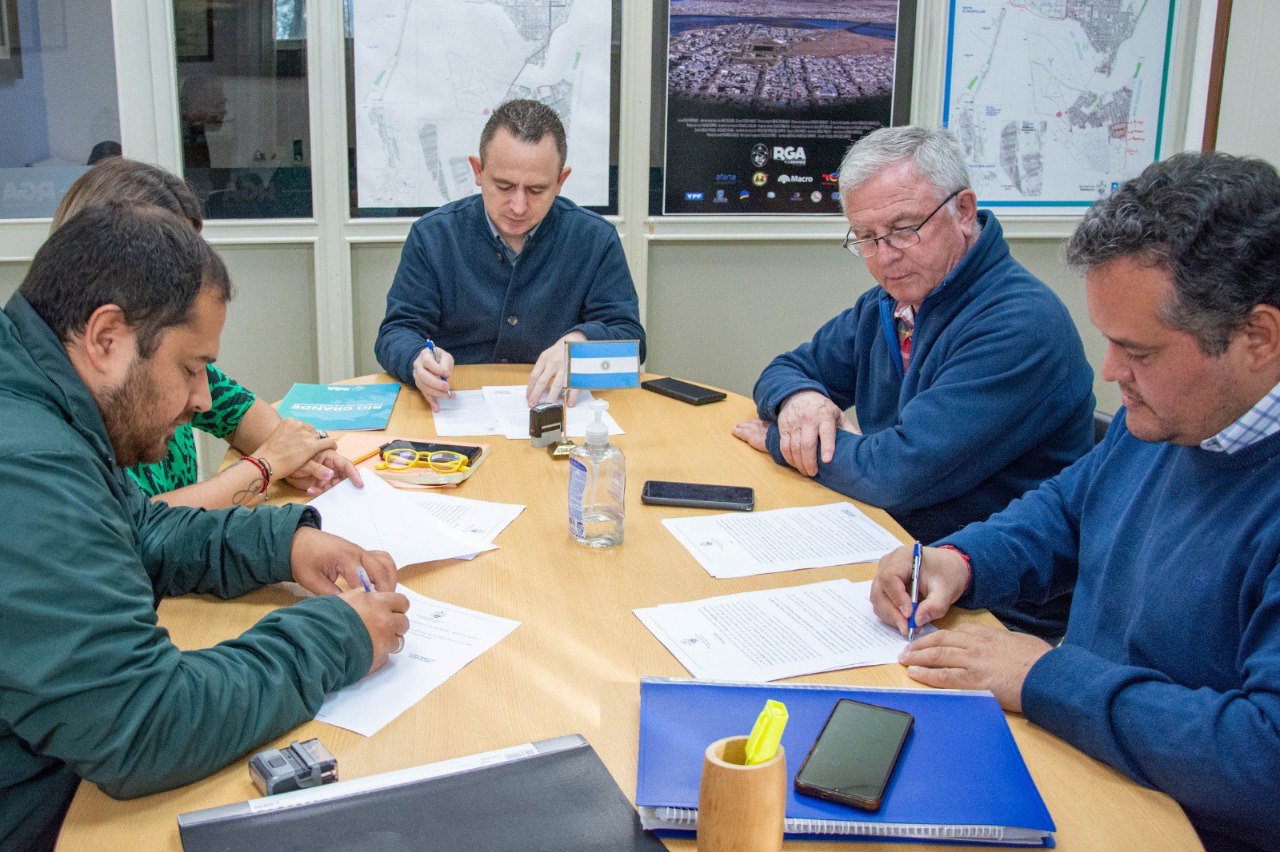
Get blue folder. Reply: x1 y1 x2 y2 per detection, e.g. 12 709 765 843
637 678 1055 847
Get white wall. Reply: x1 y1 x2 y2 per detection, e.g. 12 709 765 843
1215 0 1280 165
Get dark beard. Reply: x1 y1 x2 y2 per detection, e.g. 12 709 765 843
97 358 172 469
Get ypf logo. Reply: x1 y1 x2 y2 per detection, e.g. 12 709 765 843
750 143 769 168
773 146 807 166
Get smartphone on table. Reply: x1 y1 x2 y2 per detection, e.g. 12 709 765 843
794 699 914 812
640 377 727 405
380 440 484 465
640 480 754 511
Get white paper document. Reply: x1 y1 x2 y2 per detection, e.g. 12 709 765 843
634 579 929 682
404 491 524 547
431 386 623 438
430 390 503 437
662 502 902 579
308 476 496 568
316 586 521 736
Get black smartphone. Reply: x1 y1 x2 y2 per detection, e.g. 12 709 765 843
640 377 727 405
640 480 754 511
381 440 484 465
794 699 914 812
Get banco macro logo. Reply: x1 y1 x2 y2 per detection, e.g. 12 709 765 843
752 171 768 187
750 143 769 168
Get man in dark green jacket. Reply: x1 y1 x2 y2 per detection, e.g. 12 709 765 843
0 203 411 849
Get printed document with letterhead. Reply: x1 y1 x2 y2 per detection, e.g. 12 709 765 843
317 585 520 736
634 579 931 682
432 386 622 439
405 491 524 550
662 502 902 578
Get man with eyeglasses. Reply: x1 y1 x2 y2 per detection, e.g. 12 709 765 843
733 125 1094 638
872 150 1280 852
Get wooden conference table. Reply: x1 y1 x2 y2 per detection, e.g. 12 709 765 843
59 365 1198 850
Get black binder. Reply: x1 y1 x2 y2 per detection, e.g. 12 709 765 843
178 734 664 851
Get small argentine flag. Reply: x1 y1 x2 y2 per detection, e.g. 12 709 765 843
566 340 641 390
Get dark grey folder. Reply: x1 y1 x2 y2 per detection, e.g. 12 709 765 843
177 734 664 851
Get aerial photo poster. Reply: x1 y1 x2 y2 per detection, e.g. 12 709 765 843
663 0 902 215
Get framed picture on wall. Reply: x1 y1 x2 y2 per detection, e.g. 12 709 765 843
174 0 213 62
0 0 24 82
659 0 914 215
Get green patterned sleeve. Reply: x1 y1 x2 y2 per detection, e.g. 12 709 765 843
127 424 199 496
191 364 257 440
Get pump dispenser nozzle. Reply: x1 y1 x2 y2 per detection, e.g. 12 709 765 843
585 399 609 446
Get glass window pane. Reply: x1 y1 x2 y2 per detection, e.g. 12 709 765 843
0 0 121 219
175 0 312 219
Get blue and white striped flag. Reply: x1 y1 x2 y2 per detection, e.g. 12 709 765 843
566 340 641 390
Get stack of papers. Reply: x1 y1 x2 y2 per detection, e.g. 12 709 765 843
634 579 930 682
308 476 499 567
316 585 521 736
433 386 624 439
662 502 902 579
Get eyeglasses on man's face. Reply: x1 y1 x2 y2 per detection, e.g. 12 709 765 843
842 189 963 258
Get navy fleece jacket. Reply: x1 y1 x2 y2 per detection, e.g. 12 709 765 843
754 211 1094 542
375 194 645 378
753 211 1094 634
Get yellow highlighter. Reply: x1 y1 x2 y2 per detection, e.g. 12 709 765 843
744 699 789 765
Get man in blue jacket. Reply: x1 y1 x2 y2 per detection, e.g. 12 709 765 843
733 126 1094 637
874 152 1280 851
0 203 409 850
375 99 645 409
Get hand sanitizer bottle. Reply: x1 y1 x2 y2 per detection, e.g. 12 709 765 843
568 399 624 547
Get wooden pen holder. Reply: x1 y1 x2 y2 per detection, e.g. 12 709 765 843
697 736 787 852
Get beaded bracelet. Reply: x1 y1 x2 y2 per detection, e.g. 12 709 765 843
241 456 271 495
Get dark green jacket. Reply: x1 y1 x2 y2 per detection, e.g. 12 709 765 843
0 294 373 849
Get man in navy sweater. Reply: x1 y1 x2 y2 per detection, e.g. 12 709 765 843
375 99 644 409
734 126 1094 637
874 152 1280 851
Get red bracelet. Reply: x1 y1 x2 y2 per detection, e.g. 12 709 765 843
241 456 270 494
937 544 972 593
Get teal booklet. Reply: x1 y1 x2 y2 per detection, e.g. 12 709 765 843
278 383 400 431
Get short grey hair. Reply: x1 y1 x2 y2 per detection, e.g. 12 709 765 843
837 126 971 212
1067 151 1280 356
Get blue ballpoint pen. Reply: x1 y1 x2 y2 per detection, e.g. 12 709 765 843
907 541 922 641
356 566 374 593
424 339 441 364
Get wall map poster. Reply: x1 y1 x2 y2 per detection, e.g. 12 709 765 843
663 1 901 215
943 0 1176 214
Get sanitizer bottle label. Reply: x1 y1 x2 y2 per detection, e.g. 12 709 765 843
568 457 587 538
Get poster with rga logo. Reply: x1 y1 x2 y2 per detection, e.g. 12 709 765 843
663 0 903 214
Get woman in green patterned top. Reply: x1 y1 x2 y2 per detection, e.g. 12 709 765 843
52 158 362 507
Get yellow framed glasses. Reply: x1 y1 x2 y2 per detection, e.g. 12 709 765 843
376 448 471 473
